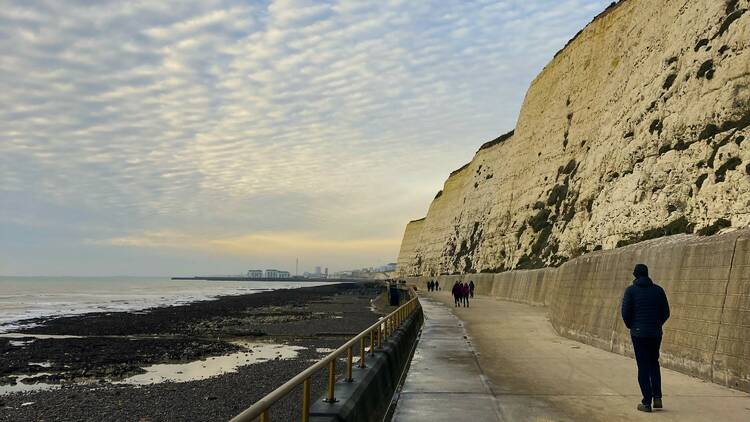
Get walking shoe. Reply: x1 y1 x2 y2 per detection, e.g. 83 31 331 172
637 403 652 413
653 398 662 409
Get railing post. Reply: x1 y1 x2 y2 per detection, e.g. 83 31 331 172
377 324 382 349
326 360 337 402
302 377 311 422
369 329 375 356
359 337 366 368
260 409 269 422
346 346 353 382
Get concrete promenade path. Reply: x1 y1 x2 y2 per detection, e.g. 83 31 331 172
393 292 750 422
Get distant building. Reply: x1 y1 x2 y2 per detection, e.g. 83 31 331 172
266 269 291 279
247 269 263 278
315 266 322 275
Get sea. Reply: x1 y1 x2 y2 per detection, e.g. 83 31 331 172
0 276 335 333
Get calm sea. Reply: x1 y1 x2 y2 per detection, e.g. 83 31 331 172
0 276 334 333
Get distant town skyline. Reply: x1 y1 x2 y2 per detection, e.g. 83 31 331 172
0 0 613 276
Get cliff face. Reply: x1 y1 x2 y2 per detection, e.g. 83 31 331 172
398 0 750 277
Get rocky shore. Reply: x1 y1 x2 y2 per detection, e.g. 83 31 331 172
0 282 383 421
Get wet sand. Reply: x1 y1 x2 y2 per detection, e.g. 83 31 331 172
0 282 383 421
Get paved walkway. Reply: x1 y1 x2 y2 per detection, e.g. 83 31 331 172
392 295 502 421
393 292 750 422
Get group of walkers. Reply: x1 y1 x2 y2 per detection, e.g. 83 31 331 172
451 280 474 307
426 279 475 307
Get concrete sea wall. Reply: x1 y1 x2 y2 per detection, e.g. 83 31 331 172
310 308 423 422
407 230 750 393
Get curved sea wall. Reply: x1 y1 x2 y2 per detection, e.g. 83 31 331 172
407 229 750 392
397 0 750 276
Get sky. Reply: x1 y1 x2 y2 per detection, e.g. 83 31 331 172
0 0 612 276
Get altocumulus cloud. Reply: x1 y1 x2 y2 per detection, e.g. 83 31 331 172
0 0 611 275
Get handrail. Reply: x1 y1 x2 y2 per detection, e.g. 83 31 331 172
230 285 420 422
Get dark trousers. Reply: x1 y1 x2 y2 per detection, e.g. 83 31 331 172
631 335 662 405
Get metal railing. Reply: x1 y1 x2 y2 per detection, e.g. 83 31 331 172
230 286 421 422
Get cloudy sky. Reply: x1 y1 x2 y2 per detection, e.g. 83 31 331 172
0 0 611 276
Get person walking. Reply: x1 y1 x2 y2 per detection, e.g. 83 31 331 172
469 280 475 298
621 263 670 413
461 282 470 307
435 280 440 291
428 280 433 292
451 281 461 307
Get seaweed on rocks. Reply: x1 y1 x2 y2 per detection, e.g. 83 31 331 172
1 285 381 422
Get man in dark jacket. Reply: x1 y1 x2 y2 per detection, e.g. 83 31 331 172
621 264 670 413
451 281 461 307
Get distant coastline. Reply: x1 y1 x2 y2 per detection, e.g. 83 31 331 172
171 276 349 282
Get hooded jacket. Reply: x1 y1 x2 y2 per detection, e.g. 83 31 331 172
621 270 670 338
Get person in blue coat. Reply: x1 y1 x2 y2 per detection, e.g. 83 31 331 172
621 263 670 413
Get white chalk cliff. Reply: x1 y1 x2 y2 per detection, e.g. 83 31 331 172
398 0 750 277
